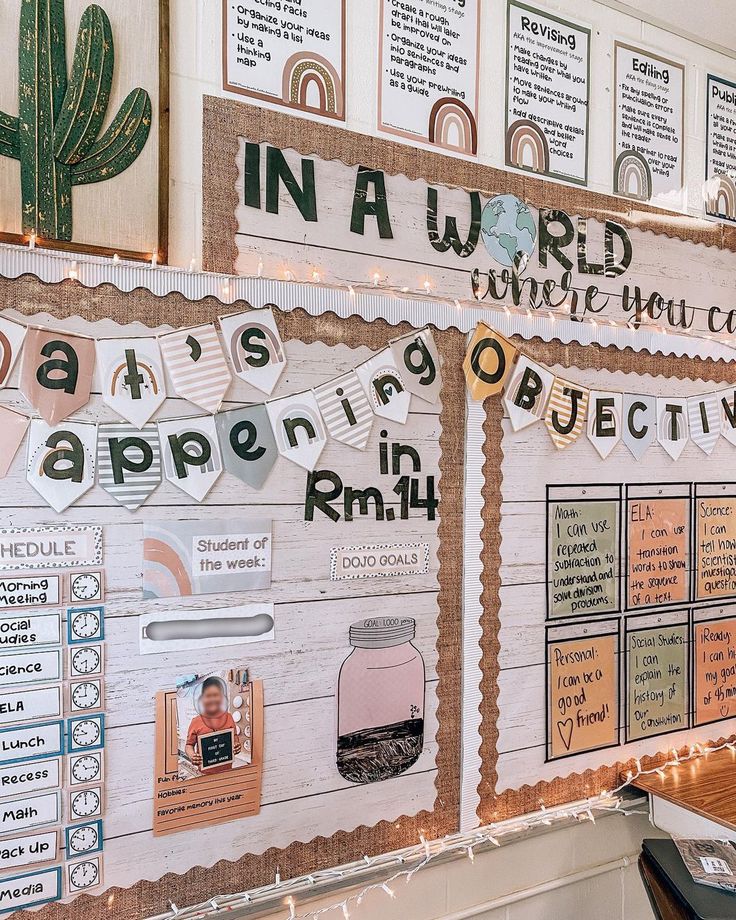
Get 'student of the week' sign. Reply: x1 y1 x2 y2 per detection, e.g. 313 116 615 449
234 136 736 338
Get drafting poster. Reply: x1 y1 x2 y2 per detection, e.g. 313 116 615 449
705 74 736 223
378 0 480 155
614 42 685 206
223 0 346 121
505 1 590 184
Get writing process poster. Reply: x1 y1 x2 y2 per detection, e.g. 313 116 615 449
505 1 590 184
378 0 480 155
614 42 685 205
223 0 346 120
705 74 736 222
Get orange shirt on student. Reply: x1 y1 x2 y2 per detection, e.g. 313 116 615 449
187 712 237 773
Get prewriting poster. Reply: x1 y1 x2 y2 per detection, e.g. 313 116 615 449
223 0 346 121
614 42 685 205
505 1 590 184
705 74 736 223
378 0 481 155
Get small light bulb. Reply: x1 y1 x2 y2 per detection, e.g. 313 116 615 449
382 884 395 899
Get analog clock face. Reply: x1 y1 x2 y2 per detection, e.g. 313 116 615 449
69 825 99 854
71 681 101 711
71 647 101 676
71 611 101 640
71 574 101 601
71 789 101 818
71 754 101 784
72 719 101 748
69 860 99 890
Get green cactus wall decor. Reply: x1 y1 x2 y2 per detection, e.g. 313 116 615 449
0 0 152 242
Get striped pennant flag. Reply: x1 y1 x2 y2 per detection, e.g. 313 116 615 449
544 377 588 449
688 393 720 455
314 371 374 450
97 424 162 511
159 324 232 413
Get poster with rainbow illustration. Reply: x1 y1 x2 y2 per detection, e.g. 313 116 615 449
223 0 345 121
378 0 480 156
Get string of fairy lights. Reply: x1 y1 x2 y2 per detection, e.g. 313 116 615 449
4 241 736 920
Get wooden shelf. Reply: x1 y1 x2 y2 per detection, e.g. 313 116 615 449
631 747 736 832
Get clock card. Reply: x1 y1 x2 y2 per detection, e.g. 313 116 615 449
68 786 104 821
67 679 104 715
65 854 102 895
64 820 103 858
68 645 104 679
0 829 58 872
68 751 103 788
67 572 104 605
66 606 105 645
176 671 253 780
66 714 105 754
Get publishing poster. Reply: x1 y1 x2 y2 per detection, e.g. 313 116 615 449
614 42 685 204
223 0 346 121
705 74 736 222
505 1 590 184
378 0 480 155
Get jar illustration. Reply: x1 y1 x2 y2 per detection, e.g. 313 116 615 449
336 617 425 784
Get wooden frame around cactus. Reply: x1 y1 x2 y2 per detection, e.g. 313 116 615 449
0 0 169 263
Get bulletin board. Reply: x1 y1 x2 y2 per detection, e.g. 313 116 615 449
476 336 736 824
0 272 464 918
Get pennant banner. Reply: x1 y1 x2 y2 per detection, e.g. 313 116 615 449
0 406 30 478
159 324 232 414
97 423 162 511
314 371 374 450
158 416 224 502
26 419 97 512
216 405 278 490
657 397 689 461
97 337 167 429
545 377 588 449
20 327 95 425
587 392 623 460
0 317 27 388
266 391 328 471
391 329 442 405
688 392 720 456
719 387 736 447
503 355 554 431
355 348 412 424
463 323 517 401
622 393 656 460
219 309 287 395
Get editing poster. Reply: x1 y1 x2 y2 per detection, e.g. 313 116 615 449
378 0 480 155
505 1 590 184
223 0 345 121
705 74 736 222
614 42 685 205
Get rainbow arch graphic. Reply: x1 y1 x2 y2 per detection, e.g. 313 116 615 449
228 322 285 375
706 173 736 221
428 97 478 155
505 119 550 175
282 52 344 119
614 150 652 202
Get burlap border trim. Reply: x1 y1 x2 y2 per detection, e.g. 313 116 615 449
478 338 736 824
0 276 464 920
201 95 736 277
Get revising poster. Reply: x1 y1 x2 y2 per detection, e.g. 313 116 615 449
505 1 590 184
378 0 480 155
223 0 346 121
614 42 685 204
705 74 736 222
